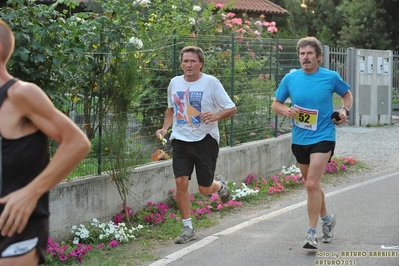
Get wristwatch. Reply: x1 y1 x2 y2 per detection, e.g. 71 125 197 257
342 106 350 116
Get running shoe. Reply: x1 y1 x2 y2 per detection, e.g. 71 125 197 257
175 226 197 244
215 175 231 203
303 232 318 249
321 214 336 243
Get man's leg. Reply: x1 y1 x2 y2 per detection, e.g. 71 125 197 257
176 176 191 220
198 177 230 204
198 181 221 195
299 151 331 249
175 176 197 244
304 152 331 228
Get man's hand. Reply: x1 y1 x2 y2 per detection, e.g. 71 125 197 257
155 129 167 145
286 106 300 119
331 110 347 125
200 111 215 124
0 188 38 237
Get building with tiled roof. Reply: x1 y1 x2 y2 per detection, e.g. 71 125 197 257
207 0 289 16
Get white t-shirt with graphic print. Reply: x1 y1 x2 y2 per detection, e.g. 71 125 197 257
167 73 235 143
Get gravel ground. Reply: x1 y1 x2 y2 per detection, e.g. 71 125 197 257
335 124 399 175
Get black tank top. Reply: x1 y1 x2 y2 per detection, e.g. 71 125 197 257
0 79 50 217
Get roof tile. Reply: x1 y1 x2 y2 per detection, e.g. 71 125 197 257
208 0 289 15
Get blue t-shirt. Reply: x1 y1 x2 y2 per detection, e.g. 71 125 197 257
275 67 350 145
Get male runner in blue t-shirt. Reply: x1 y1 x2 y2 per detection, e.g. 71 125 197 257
272 36 353 249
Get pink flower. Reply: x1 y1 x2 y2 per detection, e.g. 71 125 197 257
59 255 68 261
217 204 223 210
231 18 243 25
235 35 243 42
268 187 274 194
216 3 224 9
109 240 118 247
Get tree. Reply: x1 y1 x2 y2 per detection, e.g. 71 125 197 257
337 0 390 49
281 0 344 45
377 0 399 50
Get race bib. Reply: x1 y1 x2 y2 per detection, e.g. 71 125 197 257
293 105 318 131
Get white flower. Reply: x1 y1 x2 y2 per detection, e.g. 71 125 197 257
189 18 196 25
129 37 143 49
172 5 177 9
134 0 151 7
193 5 201 12
281 165 301 176
231 183 259 200
70 218 144 245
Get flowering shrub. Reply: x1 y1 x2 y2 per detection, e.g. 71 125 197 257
70 219 142 245
243 165 304 195
47 238 93 264
325 157 357 174
231 183 260 200
168 189 243 220
133 202 171 226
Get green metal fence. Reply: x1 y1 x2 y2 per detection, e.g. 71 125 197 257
67 35 299 179
67 35 399 179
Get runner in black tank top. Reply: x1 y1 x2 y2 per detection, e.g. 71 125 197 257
0 20 90 266
0 79 51 264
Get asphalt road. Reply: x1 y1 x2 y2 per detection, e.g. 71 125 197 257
146 169 399 266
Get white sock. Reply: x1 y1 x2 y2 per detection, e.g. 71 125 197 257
182 218 193 229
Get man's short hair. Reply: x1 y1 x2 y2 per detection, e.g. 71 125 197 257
296 37 323 57
296 37 323 64
180 46 205 70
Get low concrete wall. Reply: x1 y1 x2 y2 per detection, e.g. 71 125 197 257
49 134 295 241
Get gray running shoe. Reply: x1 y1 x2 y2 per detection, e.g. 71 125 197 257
303 232 318 249
175 226 197 244
215 175 231 203
321 214 336 243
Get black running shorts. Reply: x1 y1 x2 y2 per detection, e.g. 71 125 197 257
0 215 49 264
171 134 219 187
291 141 335 165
